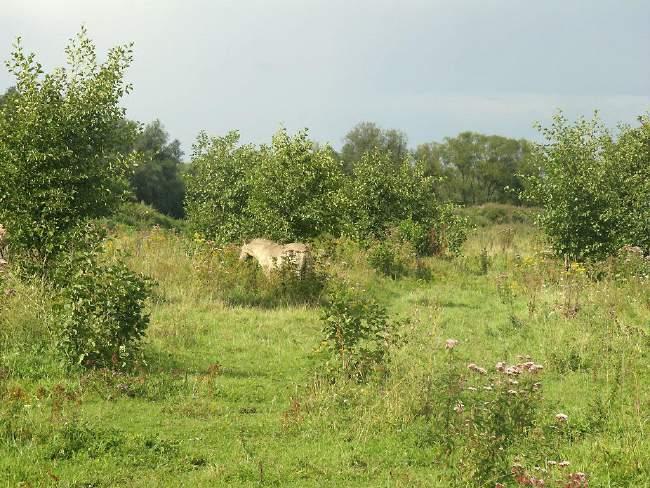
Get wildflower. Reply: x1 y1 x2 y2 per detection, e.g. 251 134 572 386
453 401 464 414
547 461 557 466
567 472 587 487
495 484 505 488
505 365 521 375
508 379 519 385
555 413 568 423
483 385 493 391
445 338 459 350
533 382 542 391
508 389 518 395
467 386 477 391
468 363 487 374
559 461 570 467
495 361 506 372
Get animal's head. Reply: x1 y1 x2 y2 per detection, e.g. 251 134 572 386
239 243 251 261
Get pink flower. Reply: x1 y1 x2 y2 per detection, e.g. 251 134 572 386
468 363 487 374
445 338 459 350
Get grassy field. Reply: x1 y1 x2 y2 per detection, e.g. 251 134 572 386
1 215 649 487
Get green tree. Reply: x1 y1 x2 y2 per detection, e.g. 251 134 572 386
341 122 408 173
418 132 532 205
130 120 185 218
523 112 650 259
245 128 344 241
340 149 437 240
0 28 138 272
0 86 17 108
184 131 256 243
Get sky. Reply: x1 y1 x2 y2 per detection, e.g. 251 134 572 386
1 0 648 156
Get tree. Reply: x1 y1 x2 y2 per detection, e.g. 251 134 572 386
245 128 344 241
0 28 138 272
185 128 344 243
340 149 437 240
340 122 408 173
523 112 650 259
0 86 17 108
184 131 256 244
130 120 185 218
417 132 533 205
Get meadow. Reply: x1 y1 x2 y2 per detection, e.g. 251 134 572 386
1 206 648 487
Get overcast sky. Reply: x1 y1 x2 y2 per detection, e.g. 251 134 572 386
1 0 648 155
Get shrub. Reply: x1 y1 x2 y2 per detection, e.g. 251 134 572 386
245 129 344 241
0 28 138 275
431 204 470 256
366 238 416 279
53 247 151 369
320 283 402 381
523 112 650 260
184 131 257 244
420 352 545 485
340 150 438 241
185 129 343 244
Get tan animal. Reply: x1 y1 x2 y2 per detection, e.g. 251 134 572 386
239 238 311 277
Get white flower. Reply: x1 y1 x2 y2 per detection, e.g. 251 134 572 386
445 338 459 350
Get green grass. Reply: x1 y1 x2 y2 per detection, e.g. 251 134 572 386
1 220 648 486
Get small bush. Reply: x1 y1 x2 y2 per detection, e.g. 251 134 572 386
320 283 402 381
366 239 415 279
419 352 545 485
431 204 470 256
53 253 151 369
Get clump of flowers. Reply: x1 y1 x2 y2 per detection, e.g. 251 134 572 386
555 413 568 423
468 363 488 374
445 338 459 350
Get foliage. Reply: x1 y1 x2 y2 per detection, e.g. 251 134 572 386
0 28 138 274
245 128 344 241
340 121 409 173
523 112 650 260
420 353 545 485
366 235 417 279
320 283 402 381
340 149 438 242
458 203 538 228
430 204 470 256
415 132 534 205
130 120 185 218
53 244 151 369
106 202 186 232
184 131 256 244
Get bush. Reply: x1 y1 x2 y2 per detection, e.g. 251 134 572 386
53 250 151 369
185 129 343 244
367 238 416 279
431 204 470 256
106 202 185 232
419 353 545 485
523 112 650 260
320 283 402 381
0 28 138 274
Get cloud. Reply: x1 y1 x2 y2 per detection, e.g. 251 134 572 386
1 0 648 151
